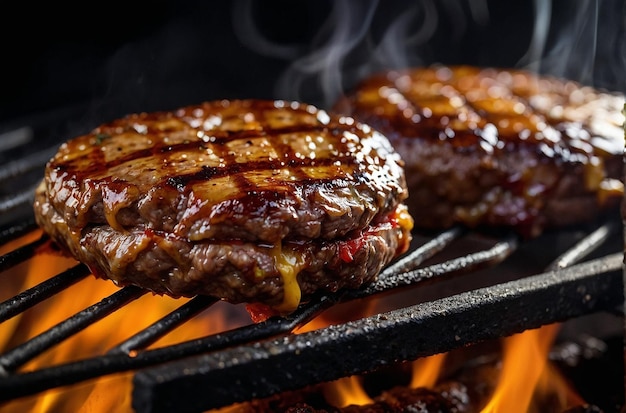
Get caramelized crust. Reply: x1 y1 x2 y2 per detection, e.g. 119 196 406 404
336 65 624 237
43 99 408 244
34 99 413 313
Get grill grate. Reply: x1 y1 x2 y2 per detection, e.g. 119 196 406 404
134 252 623 413
0 223 518 399
0 217 622 410
0 125 623 411
133 220 623 413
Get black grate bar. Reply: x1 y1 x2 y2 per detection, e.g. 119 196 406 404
0 127 33 153
132 252 624 413
546 221 620 271
0 227 488 400
0 145 56 184
0 235 47 273
379 226 463 278
108 295 219 355
353 235 518 299
0 184 38 215
0 293 339 402
0 286 147 374
0 264 91 323
0 217 38 246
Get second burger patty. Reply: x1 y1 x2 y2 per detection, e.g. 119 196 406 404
336 65 625 238
34 99 413 314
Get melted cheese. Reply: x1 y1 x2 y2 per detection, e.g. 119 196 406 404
271 243 306 314
394 204 414 233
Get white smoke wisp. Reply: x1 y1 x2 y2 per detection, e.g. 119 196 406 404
231 0 379 108
279 0 378 108
517 0 552 75
518 0 625 92
231 0 301 61
366 1 438 75
232 0 625 109
231 0 496 109
522 0 599 84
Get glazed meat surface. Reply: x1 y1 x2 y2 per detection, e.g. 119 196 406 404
34 99 413 314
336 65 625 238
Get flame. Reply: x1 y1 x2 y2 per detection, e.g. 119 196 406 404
409 353 446 389
322 376 373 408
0 234 593 412
312 322 587 412
480 324 584 412
0 234 242 413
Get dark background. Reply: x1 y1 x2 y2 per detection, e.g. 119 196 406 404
1 0 625 144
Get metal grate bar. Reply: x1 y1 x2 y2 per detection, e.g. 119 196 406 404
0 185 38 215
0 286 146 374
0 227 491 400
546 221 620 271
0 127 33 153
129 224 611 412
132 252 624 413
0 293 339 402
108 295 219 355
0 218 38 246
379 226 463 277
0 146 56 184
0 264 91 323
353 235 518 299
0 235 48 273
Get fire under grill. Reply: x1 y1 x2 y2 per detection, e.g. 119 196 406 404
0 128 624 413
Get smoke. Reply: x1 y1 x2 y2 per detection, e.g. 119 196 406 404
273 0 378 108
366 1 438 74
232 0 380 108
233 0 625 111
518 0 598 85
517 0 552 75
230 0 495 108
231 0 302 61
521 0 626 91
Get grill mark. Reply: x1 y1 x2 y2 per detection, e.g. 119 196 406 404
264 128 311 184
455 74 595 157
384 82 480 148
49 102 383 202
57 123 357 172
385 69 589 155
162 155 359 191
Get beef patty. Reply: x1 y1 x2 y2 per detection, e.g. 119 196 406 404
335 65 624 238
33 99 413 314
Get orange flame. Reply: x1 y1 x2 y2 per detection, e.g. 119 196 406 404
1 233 590 412
410 353 447 389
322 376 373 408
0 234 244 413
480 324 584 412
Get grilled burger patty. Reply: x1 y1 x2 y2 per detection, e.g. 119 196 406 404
336 65 625 238
34 99 413 313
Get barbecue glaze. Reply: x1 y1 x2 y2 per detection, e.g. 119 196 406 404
337 65 625 237
34 99 413 314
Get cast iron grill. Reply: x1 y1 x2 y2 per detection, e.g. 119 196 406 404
0 126 623 413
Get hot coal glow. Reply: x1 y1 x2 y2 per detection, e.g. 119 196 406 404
0 224 623 412
0 231 244 412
